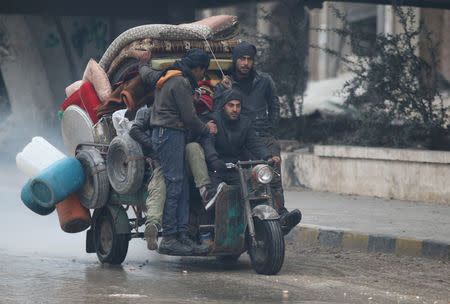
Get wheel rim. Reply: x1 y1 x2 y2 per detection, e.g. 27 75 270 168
81 169 95 198
99 216 113 255
113 149 128 183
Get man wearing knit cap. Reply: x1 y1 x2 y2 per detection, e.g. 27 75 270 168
202 89 280 211
150 48 217 256
214 41 301 236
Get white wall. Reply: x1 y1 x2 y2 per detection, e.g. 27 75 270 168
282 145 450 204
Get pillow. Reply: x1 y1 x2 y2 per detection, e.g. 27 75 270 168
82 59 112 103
65 80 85 97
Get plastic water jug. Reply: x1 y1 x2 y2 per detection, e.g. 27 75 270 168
20 179 55 216
30 157 85 207
16 137 66 177
55 194 91 233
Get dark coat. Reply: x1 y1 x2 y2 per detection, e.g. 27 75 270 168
150 75 209 137
129 106 156 158
141 61 209 137
202 111 272 171
186 99 215 143
139 63 163 89
214 70 280 137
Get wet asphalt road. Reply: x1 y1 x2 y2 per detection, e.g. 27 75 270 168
1 163 448 304
0 162 336 303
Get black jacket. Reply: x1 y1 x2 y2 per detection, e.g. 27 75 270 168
202 111 272 171
214 70 280 137
129 106 156 159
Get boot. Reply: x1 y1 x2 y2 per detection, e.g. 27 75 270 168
178 232 210 256
280 209 302 235
144 222 160 251
158 234 193 256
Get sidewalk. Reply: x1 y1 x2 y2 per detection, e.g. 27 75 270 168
284 189 450 260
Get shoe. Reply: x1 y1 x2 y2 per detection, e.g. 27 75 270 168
144 222 159 250
204 182 227 211
157 235 193 256
199 185 212 204
280 209 302 235
200 232 214 248
178 232 209 256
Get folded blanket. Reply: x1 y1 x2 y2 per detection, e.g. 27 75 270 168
121 76 154 111
99 15 239 71
187 15 239 39
60 82 101 124
96 75 153 117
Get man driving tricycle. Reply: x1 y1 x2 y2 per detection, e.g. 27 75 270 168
82 22 301 275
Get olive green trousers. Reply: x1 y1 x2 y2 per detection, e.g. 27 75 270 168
145 142 210 228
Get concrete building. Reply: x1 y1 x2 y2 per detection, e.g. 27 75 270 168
198 2 450 115
0 1 448 155
0 15 170 154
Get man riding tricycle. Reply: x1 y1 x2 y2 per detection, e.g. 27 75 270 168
68 16 301 276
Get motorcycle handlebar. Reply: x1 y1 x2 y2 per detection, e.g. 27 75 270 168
225 160 269 169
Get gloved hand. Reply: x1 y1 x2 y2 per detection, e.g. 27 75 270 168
211 159 227 172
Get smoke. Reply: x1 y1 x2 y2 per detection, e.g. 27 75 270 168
0 111 64 164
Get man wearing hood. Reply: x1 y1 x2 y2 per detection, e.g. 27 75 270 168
214 41 301 236
148 48 217 256
202 90 280 209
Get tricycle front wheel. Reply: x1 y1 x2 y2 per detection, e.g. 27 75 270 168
94 208 129 264
247 218 285 275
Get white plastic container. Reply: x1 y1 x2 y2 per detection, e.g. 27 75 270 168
61 105 94 156
16 137 67 178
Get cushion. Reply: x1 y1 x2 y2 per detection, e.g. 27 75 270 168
82 59 112 103
65 80 86 97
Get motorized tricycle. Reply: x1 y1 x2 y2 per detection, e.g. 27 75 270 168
80 137 284 275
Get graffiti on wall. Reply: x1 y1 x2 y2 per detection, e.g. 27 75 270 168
71 19 108 58
44 18 108 59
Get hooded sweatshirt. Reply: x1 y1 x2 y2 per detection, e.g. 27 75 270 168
149 60 209 137
202 92 271 166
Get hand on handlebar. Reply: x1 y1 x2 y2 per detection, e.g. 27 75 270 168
267 156 281 166
206 120 217 134
211 159 227 172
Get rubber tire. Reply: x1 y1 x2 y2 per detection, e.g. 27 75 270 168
107 134 144 194
76 149 110 209
109 58 139 85
94 207 129 264
247 218 285 275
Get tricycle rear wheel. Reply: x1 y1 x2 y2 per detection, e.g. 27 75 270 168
247 218 285 275
94 208 129 264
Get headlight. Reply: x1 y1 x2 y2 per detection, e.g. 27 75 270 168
252 164 273 184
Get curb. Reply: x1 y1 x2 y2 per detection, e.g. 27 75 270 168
287 225 450 261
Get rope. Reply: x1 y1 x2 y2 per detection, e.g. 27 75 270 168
124 156 146 163
202 35 225 78
78 90 90 115
91 168 106 175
